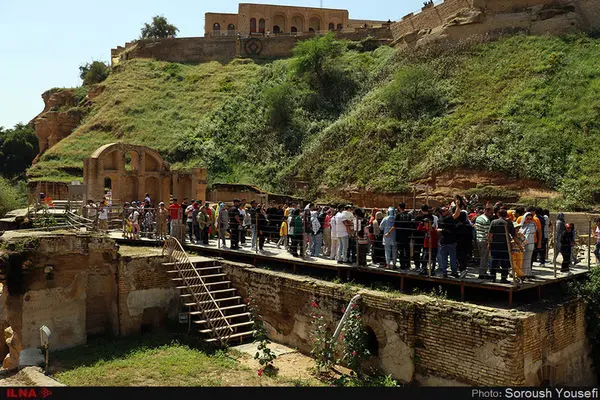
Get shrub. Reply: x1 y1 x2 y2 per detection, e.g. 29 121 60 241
79 61 110 86
381 65 447 119
0 177 21 217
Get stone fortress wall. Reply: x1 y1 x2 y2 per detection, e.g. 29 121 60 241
390 0 600 47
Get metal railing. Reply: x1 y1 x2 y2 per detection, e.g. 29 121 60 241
162 236 233 346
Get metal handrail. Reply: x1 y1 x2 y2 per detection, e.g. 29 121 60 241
162 236 233 345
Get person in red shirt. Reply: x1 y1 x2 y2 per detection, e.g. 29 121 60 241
168 198 182 235
417 218 439 275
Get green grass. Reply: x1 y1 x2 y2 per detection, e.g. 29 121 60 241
29 33 600 209
50 332 325 387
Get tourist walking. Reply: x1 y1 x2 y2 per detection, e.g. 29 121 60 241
216 202 229 248
560 223 575 272
475 206 492 279
157 202 168 240
229 199 242 250
437 204 461 278
370 211 385 267
488 209 515 283
380 207 397 269
519 212 538 278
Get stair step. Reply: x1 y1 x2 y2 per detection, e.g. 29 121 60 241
187 288 237 296
198 320 254 334
185 303 246 312
205 330 256 343
171 273 226 281
175 281 230 289
180 295 241 303
192 312 251 323
162 258 215 267
166 266 222 274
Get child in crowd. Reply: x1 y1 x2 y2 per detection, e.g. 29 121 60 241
417 218 438 275
277 218 288 250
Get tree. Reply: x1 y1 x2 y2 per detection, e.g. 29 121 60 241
79 61 110 86
0 123 38 179
140 15 179 39
291 32 344 87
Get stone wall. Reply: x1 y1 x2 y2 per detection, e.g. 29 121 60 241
0 233 177 368
221 261 595 386
117 253 178 336
111 37 238 65
390 0 593 47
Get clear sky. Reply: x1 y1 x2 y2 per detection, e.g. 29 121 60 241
0 0 425 129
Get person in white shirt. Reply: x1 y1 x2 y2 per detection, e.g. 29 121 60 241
335 205 352 263
98 200 109 233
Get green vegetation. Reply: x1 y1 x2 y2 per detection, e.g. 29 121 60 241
0 179 22 217
29 33 600 209
51 333 323 386
140 15 179 39
0 124 38 179
79 61 110 86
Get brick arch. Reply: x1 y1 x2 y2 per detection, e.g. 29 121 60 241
291 14 305 33
85 143 171 204
273 14 286 33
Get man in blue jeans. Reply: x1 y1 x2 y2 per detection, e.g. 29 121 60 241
380 207 397 269
437 202 461 278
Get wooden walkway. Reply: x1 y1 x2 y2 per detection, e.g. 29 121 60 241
111 233 590 306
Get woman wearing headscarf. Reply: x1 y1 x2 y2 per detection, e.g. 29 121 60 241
519 212 538 279
553 213 566 265
370 211 385 267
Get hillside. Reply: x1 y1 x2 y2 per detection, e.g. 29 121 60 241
29 33 600 209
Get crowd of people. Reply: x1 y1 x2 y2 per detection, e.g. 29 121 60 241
83 192 592 283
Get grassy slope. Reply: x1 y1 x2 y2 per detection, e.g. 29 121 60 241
28 59 261 182
29 34 600 208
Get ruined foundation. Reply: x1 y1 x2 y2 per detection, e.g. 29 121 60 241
0 232 594 385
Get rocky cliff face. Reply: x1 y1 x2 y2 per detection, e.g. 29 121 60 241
31 89 86 163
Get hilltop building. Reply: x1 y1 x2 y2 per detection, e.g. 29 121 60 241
204 3 389 37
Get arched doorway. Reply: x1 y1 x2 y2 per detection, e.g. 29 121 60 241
227 23 235 34
309 17 320 32
250 18 257 33
104 177 112 192
337 23 343 31
328 22 335 31
258 18 265 34
213 23 221 36
273 15 286 33
292 16 304 33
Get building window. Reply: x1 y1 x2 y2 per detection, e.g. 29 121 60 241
291 26 297 33
213 23 221 35
328 22 335 31
273 25 281 34
250 18 257 33
227 23 235 32
259 18 265 33
337 23 343 31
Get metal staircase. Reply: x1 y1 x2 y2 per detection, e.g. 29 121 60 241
162 237 255 345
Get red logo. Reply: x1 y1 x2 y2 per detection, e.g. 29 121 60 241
5 388 52 399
